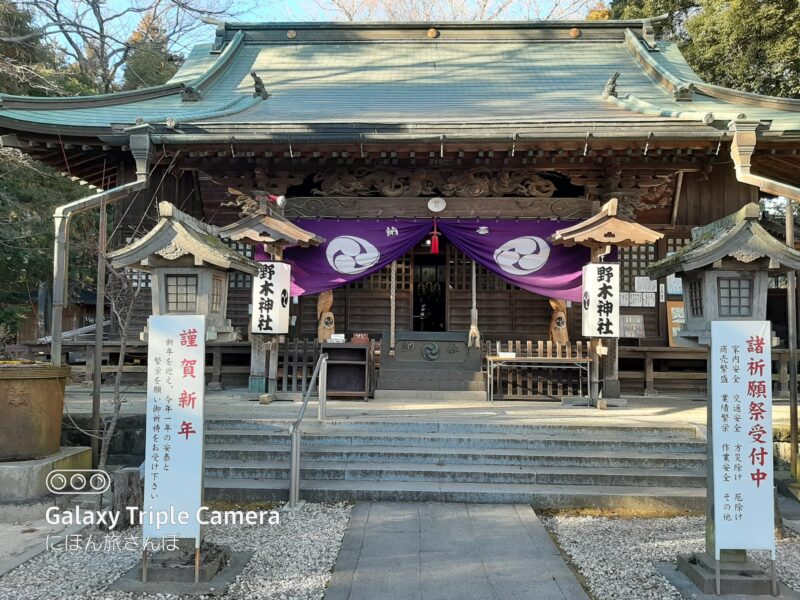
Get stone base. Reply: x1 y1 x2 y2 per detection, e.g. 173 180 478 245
248 376 266 394
597 398 628 409
560 396 592 407
110 546 252 597
644 387 659 397
676 552 779 596
0 446 91 501
206 382 224 391
259 393 276 405
602 378 621 399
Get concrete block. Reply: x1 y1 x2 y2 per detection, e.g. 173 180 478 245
0 446 90 501
259 393 276 405
676 552 781 596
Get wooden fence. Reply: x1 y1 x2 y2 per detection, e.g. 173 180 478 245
484 340 591 400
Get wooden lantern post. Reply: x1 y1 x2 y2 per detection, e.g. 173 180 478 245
218 199 324 396
553 198 663 403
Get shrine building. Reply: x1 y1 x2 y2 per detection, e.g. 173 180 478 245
2 18 800 400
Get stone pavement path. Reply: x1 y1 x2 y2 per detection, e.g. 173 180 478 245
324 502 588 600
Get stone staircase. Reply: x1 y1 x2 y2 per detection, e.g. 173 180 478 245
203 419 706 512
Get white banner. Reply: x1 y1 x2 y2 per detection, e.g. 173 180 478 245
252 261 291 335
581 263 620 338
711 320 775 559
144 315 206 546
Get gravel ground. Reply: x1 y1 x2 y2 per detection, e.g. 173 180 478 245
544 516 800 600
0 502 351 600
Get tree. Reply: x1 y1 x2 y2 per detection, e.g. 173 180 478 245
0 149 92 334
586 1 611 20
122 13 183 91
610 0 800 98
683 0 800 98
315 0 597 21
609 0 695 39
15 0 249 94
0 0 93 95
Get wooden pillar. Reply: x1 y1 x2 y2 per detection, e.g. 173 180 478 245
85 345 95 384
602 338 620 398
267 337 280 394
248 335 269 393
209 346 223 391
644 352 657 396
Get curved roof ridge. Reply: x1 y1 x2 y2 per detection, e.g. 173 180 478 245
187 30 246 98
0 30 245 111
605 93 745 123
624 27 800 114
0 81 186 110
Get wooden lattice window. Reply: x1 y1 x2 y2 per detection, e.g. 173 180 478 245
166 275 198 312
447 246 512 291
211 276 223 312
225 240 254 289
129 270 151 289
667 236 691 254
619 244 657 292
348 255 411 290
718 277 753 317
688 279 703 317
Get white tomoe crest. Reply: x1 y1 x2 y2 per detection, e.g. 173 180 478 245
326 236 381 275
493 236 550 275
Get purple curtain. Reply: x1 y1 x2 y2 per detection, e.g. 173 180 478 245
277 218 589 301
438 220 588 302
282 219 431 295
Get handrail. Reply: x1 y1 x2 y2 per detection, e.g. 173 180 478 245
288 352 328 507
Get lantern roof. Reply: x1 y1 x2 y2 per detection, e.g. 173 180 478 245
218 209 324 248
648 203 800 279
551 197 664 248
107 201 259 273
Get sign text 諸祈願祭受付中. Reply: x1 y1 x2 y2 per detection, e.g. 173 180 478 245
711 320 775 559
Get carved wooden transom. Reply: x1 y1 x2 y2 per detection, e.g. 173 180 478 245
311 167 559 198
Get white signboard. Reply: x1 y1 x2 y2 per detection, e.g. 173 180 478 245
582 263 620 338
634 276 657 293
144 315 206 545
711 320 775 559
252 261 291 335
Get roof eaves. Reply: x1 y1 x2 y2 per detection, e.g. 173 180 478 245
189 30 246 99
0 82 186 110
624 28 693 101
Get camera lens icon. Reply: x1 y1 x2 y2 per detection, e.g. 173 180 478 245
46 469 110 495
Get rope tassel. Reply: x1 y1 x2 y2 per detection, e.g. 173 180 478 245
430 219 440 255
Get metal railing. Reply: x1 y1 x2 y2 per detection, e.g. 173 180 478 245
288 352 328 507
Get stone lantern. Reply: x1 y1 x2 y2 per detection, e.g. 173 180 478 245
107 202 259 342
649 203 800 346
648 201 800 596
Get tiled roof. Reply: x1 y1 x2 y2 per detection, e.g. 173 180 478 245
0 20 798 135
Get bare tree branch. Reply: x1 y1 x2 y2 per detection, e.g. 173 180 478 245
15 0 252 93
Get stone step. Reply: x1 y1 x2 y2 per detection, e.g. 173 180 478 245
372 390 488 401
203 460 707 487
204 429 706 453
376 380 486 391
204 443 706 470
204 418 701 439
203 478 705 512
